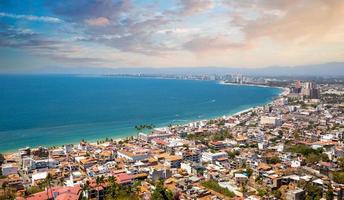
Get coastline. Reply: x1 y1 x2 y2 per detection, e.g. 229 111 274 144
219 80 289 97
1 81 285 155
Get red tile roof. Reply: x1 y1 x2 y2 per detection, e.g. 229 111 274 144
26 185 81 200
116 173 133 184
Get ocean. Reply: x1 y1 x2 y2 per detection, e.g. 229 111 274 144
0 75 281 152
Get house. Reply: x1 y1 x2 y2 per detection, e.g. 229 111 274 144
115 173 133 185
1 163 18 176
234 173 248 184
165 155 182 168
181 162 197 175
149 165 172 181
201 152 227 163
139 132 173 142
32 171 48 185
260 116 282 127
209 141 226 150
25 185 81 200
286 188 305 200
117 150 149 161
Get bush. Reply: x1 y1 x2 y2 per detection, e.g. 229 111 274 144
333 172 344 184
0 154 4 165
266 156 281 164
201 180 235 198
289 145 322 156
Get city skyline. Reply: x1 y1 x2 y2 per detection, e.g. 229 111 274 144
0 0 344 73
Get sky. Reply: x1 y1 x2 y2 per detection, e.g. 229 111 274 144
0 0 344 72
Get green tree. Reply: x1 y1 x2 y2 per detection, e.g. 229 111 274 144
305 184 322 200
333 172 344 184
201 180 235 198
107 176 120 199
0 154 4 165
246 167 253 178
337 156 344 169
44 173 54 199
305 153 321 164
96 175 105 200
58 177 65 186
0 181 15 200
151 180 173 200
81 181 90 200
326 184 334 200
272 189 282 199
266 156 281 164
257 188 268 197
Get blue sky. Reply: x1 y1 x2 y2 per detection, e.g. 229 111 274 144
0 0 343 72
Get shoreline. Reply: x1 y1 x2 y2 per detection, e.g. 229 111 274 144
1 82 286 155
219 81 289 97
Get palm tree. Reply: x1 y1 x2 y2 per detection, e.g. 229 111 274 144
1 181 8 199
81 181 90 200
135 125 143 138
107 176 120 199
44 173 54 200
96 175 105 200
58 177 65 186
131 180 141 196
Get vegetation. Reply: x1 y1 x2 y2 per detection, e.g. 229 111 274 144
0 181 15 200
106 180 139 200
151 180 173 200
0 154 4 165
288 144 329 164
24 185 44 196
266 156 281 164
246 167 253 178
186 132 208 142
337 156 344 169
211 129 233 141
0 170 4 179
201 180 235 198
304 183 322 200
326 184 334 200
227 151 240 159
289 144 323 156
333 172 344 184
96 175 105 200
81 181 90 200
271 189 282 199
257 188 268 197
134 124 155 133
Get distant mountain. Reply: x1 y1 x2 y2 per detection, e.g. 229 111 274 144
2 62 344 77
244 62 344 76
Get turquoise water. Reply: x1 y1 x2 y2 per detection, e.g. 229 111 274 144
0 75 281 152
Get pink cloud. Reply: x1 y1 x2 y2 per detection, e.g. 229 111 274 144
85 17 110 26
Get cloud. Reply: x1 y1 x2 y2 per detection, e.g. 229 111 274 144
1 0 344 69
46 0 176 54
226 0 344 43
47 0 131 22
178 0 214 15
85 17 110 26
0 12 62 23
183 35 249 53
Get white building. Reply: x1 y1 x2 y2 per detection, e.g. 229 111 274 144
139 132 173 142
201 152 227 163
117 150 149 161
64 144 73 154
260 116 282 127
22 157 59 171
1 163 18 176
32 171 48 185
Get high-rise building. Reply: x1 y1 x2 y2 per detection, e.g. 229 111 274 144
301 82 319 99
293 80 302 93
